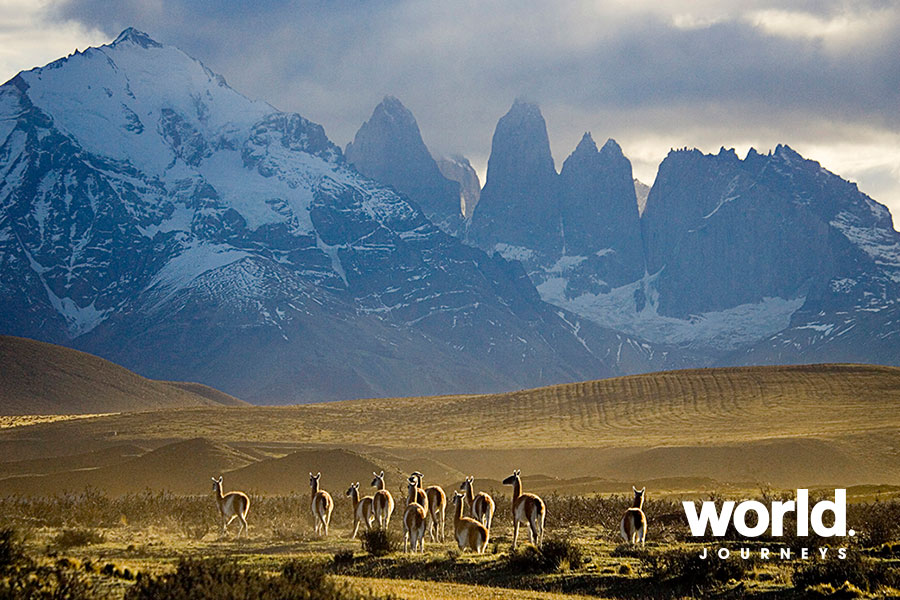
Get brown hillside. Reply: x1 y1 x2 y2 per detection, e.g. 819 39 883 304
0 335 247 414
0 437 257 496
225 448 403 496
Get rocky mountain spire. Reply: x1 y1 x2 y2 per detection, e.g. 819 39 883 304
345 96 462 232
467 99 560 260
557 134 644 287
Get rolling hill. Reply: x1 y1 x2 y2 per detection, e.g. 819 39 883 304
0 335 248 415
0 363 898 490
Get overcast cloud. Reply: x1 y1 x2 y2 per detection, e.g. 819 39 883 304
5 1 900 227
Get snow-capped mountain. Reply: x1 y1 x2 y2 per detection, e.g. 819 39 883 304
460 101 900 360
0 29 680 403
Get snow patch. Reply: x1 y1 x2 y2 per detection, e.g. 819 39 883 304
538 273 805 351
494 243 535 262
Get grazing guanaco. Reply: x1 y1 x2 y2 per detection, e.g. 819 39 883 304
502 469 545 549
460 475 495 531
309 472 334 537
345 482 375 539
370 470 395 529
403 477 427 553
211 476 250 538
412 471 446 542
620 486 647 546
450 491 489 553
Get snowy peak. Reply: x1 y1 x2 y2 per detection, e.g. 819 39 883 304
111 27 163 49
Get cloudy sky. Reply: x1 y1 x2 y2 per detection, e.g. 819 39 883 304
2 0 899 228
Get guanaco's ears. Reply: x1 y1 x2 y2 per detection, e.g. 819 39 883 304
514 469 521 476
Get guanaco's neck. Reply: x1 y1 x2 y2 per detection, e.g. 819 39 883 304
453 499 464 524
350 488 359 509
633 496 643 509
407 486 417 506
464 481 474 504
512 478 522 503
311 479 319 500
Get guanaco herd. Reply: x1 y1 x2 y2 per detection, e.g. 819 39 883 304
211 472 649 552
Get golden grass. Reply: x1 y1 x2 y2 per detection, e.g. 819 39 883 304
339 575 605 599
0 413 117 429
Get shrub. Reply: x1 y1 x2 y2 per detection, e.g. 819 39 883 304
52 528 105 549
0 527 27 574
125 558 387 600
360 528 394 557
638 547 749 589
333 549 355 567
0 528 99 600
792 552 899 593
507 539 584 572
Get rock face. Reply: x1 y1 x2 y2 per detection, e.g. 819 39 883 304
633 179 650 215
467 100 561 262
0 29 673 404
463 101 900 365
345 96 462 233
435 154 480 217
557 134 645 291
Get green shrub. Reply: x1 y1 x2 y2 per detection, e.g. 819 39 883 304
360 528 394 557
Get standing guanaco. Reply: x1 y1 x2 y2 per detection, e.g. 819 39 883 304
370 470 395 529
309 472 334 537
460 475 495 530
502 469 545 549
403 477 426 553
345 482 374 539
450 491 489 553
412 471 446 542
211 476 250 538
620 486 647 546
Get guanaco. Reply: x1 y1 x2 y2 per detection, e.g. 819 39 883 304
620 486 647 546
403 477 426 553
502 469 545 549
370 470 395 529
211 476 250 538
345 482 375 538
309 472 334 537
460 475 495 530
412 471 446 542
450 491 489 553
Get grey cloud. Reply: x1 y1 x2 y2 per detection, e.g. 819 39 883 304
48 1 900 222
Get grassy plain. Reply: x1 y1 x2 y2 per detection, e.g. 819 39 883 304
2 362 900 597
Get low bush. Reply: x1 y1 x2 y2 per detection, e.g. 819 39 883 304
507 539 584 572
125 557 388 600
638 546 749 589
52 528 105 549
792 552 899 593
0 527 99 599
360 528 394 557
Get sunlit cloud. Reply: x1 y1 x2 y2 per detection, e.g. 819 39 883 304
0 0 109 84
